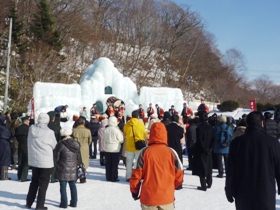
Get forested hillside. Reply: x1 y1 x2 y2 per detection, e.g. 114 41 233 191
0 0 279 112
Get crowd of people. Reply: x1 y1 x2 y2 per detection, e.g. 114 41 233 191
0 99 280 210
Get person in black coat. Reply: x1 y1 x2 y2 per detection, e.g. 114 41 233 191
15 116 30 182
88 116 101 159
167 115 184 162
264 111 280 139
225 111 280 210
166 114 184 190
47 111 61 142
138 104 145 119
161 111 171 127
47 111 62 183
192 111 215 191
54 127 80 208
0 115 12 180
186 117 200 170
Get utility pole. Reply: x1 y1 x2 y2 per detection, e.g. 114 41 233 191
3 18 12 112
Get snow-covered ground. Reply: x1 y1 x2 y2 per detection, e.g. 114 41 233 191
1 155 280 210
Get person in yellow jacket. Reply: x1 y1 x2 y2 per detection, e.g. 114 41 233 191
123 110 146 182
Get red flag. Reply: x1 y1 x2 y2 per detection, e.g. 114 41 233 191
30 97 35 119
250 99 256 111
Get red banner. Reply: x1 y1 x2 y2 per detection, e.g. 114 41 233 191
250 99 256 111
30 98 35 119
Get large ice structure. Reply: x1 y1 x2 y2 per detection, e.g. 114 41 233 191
31 57 188 123
139 87 185 113
79 57 139 116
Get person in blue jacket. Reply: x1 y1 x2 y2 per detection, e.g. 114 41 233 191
213 115 233 178
54 105 68 114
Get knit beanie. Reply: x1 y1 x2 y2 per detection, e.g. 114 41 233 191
60 127 73 137
219 115 227 123
151 113 158 119
38 113 50 124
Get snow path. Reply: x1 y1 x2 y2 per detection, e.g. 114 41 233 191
1 156 280 210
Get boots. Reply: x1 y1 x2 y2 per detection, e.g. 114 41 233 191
100 157 106 166
0 166 10 180
123 157 127 167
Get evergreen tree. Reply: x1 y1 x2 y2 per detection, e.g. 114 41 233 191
31 0 62 51
9 6 29 54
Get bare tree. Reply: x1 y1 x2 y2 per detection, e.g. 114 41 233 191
251 74 274 104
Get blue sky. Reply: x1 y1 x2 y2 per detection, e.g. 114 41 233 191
173 0 280 84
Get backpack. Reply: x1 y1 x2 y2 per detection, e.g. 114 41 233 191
219 125 230 147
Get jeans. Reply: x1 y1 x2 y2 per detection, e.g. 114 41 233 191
26 167 52 208
59 180 77 207
125 151 140 179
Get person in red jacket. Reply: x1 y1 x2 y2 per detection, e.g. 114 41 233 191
138 104 145 119
155 104 164 119
169 105 177 116
90 103 99 116
147 103 154 118
130 122 184 209
181 103 193 118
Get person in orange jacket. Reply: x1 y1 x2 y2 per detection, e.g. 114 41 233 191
130 122 184 209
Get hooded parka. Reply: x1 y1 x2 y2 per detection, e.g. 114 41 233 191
130 122 184 206
27 123 57 168
54 137 80 181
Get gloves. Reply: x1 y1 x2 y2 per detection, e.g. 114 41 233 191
226 194 234 203
131 192 139 200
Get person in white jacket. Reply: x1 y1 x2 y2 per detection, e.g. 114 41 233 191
104 116 124 182
26 113 57 210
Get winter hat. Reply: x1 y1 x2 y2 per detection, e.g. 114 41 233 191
21 116 30 122
60 127 72 137
73 115 79 121
38 113 50 124
47 111 56 119
151 113 158 119
219 115 227 123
